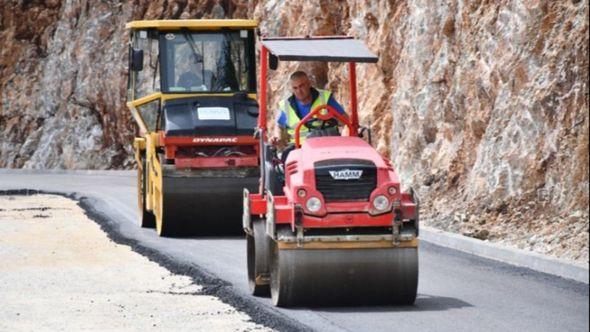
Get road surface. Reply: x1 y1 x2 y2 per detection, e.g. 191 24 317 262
0 170 588 332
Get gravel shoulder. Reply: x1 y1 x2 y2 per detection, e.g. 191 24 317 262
0 194 272 331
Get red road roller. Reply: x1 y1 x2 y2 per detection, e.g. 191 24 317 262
243 36 419 306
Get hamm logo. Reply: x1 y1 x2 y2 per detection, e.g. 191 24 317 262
329 169 363 180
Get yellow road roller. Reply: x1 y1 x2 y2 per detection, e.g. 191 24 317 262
126 20 260 236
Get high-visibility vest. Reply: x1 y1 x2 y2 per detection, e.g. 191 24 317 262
281 89 332 144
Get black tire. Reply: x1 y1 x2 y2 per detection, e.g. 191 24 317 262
138 154 155 228
247 219 271 296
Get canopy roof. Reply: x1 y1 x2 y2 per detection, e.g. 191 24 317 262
126 19 258 30
261 37 378 63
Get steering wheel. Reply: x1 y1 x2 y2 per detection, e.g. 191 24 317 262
294 104 354 148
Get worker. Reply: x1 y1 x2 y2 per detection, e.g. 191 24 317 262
272 71 347 148
177 53 215 91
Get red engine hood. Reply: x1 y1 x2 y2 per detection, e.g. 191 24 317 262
287 136 388 168
283 136 402 217
285 136 400 188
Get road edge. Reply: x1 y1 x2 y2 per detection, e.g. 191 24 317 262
0 169 133 176
421 226 589 284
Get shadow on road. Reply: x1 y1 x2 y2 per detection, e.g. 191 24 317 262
182 235 244 241
303 294 472 313
410 294 473 311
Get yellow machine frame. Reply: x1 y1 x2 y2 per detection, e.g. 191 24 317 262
127 20 258 234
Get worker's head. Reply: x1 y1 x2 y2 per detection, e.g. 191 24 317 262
185 53 203 73
289 71 312 102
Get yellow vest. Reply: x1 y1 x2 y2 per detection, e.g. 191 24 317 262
280 89 332 144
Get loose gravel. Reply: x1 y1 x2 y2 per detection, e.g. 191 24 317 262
0 194 273 331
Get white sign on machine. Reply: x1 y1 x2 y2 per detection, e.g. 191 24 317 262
197 107 231 120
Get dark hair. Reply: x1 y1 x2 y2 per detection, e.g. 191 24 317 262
289 71 308 81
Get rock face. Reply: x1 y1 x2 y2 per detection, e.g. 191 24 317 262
0 0 588 262
253 1 589 263
1 1 132 168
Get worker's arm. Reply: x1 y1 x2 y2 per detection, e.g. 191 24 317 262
272 125 290 149
271 110 290 148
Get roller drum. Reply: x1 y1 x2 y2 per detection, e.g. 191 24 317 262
160 167 259 236
247 219 271 296
270 243 418 307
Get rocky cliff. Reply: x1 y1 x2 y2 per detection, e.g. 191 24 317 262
1 0 588 262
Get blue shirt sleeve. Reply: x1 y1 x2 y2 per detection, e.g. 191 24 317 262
276 111 287 128
327 95 346 115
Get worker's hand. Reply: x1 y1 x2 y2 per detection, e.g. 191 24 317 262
269 136 280 146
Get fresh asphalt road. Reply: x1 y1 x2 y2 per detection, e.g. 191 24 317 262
0 170 588 332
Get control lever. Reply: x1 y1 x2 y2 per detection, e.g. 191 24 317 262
358 126 373 145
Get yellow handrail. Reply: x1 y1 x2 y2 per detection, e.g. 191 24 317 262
127 92 162 108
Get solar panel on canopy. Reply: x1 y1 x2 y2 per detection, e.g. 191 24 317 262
261 37 378 63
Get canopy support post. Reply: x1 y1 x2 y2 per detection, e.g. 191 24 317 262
259 46 268 135
349 62 359 135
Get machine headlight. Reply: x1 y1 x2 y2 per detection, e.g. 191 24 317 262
306 197 322 212
373 195 389 211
